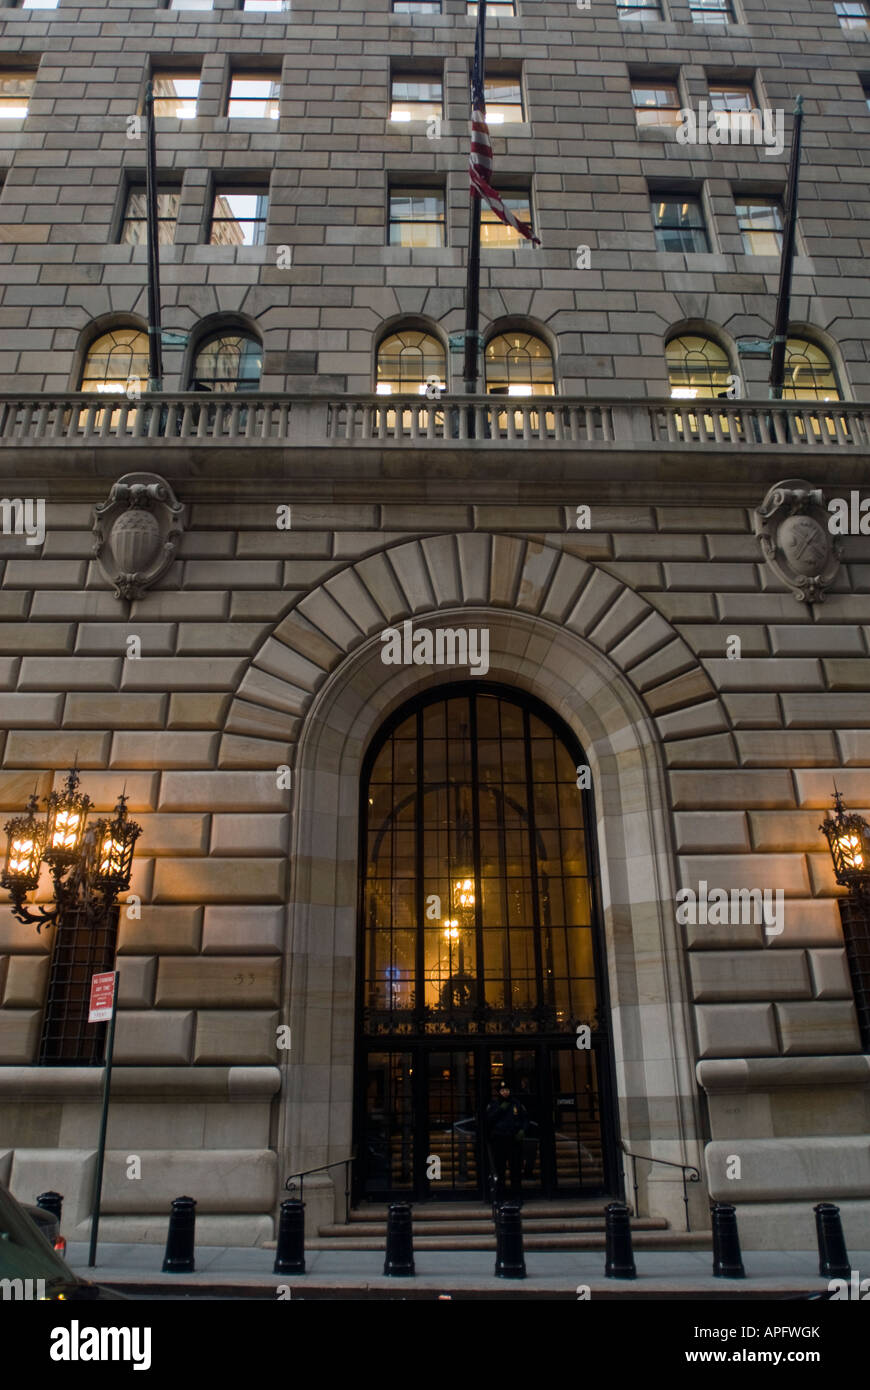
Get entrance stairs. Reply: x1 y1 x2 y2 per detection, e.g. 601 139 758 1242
312 1200 711 1252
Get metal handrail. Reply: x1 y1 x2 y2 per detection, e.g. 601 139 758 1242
284 1155 354 1223
620 1142 701 1234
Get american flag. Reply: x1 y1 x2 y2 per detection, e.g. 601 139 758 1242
468 1 540 246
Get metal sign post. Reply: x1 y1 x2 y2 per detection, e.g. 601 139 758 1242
87 969 119 1269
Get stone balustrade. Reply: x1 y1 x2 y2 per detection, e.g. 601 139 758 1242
0 392 867 451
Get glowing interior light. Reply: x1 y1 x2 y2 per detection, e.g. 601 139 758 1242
488 112 505 124
508 384 533 397
390 108 412 121
376 383 393 395
671 387 698 399
9 838 38 875
52 810 80 851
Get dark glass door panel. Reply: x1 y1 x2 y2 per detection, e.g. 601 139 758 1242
548 1046 606 1191
425 1050 478 1195
485 1047 544 1196
361 1051 414 1196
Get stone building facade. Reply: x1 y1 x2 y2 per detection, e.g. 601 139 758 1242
0 0 868 1248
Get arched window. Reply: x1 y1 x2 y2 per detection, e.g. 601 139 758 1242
376 328 446 395
356 685 614 1202
665 334 732 398
485 331 554 395
80 328 148 392
190 330 262 392
783 338 841 402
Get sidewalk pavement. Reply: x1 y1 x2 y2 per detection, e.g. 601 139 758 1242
66 1242 866 1299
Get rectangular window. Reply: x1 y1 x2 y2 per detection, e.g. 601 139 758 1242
835 1 870 27
690 0 733 19
119 187 181 246
389 186 445 248
467 1 516 13
390 74 443 122
485 75 524 124
392 1 441 11
20 0 59 8
227 75 280 118
0 71 35 119
651 194 710 252
210 186 270 246
152 72 200 119
169 0 213 9
617 0 662 16
708 82 760 136
734 197 783 255
481 190 533 248
242 0 287 8
632 82 681 128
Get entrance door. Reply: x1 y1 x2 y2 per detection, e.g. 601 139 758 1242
354 686 619 1204
357 1040 611 1201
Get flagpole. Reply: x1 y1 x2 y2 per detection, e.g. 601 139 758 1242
144 79 164 394
768 94 803 401
463 0 486 397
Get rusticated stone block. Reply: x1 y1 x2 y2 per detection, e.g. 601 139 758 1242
1 955 49 1008
152 857 287 904
776 1001 861 1055
0 1010 41 1063
689 950 811 1002
155 957 281 1009
193 1011 280 1064
695 1003 779 1058
116 906 203 956
201 906 284 955
113 1010 195 1064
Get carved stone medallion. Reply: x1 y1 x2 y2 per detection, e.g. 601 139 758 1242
93 473 185 601
753 479 841 603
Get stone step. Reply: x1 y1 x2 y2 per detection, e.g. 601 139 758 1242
307 1231 711 1252
347 1200 614 1222
319 1214 669 1237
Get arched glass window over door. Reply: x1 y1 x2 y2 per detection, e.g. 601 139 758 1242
189 330 262 391
376 328 446 396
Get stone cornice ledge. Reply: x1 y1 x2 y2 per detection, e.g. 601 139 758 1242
0 1067 281 1102
697 1056 870 1093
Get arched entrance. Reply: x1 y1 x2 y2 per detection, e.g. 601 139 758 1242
353 682 620 1203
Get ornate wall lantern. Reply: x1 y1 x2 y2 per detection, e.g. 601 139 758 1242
1 772 141 931
820 787 870 1050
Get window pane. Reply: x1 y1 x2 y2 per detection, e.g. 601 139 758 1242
152 75 200 118
485 77 524 123
81 330 149 391
191 334 263 391
481 193 532 248
485 332 555 395
120 190 180 246
735 198 783 254
388 187 445 247
390 78 443 121
210 190 269 246
228 77 280 118
0 72 35 118
651 196 710 252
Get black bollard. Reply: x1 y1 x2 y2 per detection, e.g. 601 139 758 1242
494 1201 526 1279
383 1202 414 1277
162 1195 197 1273
814 1203 851 1279
711 1202 745 1278
604 1201 636 1279
273 1199 305 1275
36 1191 63 1224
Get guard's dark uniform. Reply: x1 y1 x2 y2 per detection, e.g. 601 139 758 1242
486 1094 528 1203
